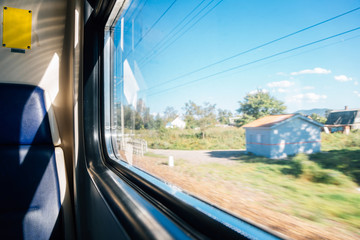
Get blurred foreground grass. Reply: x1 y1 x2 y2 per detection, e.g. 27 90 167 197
139 129 360 238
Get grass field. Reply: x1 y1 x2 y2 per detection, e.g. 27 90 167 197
133 128 360 239
140 128 360 184
139 127 245 150
175 158 360 239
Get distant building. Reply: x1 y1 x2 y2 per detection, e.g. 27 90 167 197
229 117 241 125
165 116 186 129
243 114 323 159
325 107 360 132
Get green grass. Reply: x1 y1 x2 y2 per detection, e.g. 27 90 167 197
141 129 360 236
315 131 360 184
321 130 360 151
139 127 245 150
177 157 360 229
142 127 360 183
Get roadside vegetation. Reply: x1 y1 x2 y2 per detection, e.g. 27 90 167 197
137 130 360 239
124 90 360 239
172 155 360 238
142 128 360 184
140 127 245 150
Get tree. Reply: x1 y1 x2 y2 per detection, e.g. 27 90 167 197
183 100 201 129
183 101 216 138
310 113 327 124
235 114 255 127
237 90 286 120
163 106 178 123
198 102 217 138
217 109 233 124
154 114 165 129
115 99 158 131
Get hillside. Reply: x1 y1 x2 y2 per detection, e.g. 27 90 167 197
294 108 330 117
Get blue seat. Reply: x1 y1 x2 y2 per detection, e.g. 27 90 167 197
0 83 63 240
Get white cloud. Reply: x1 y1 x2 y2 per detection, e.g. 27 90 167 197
354 91 360 97
290 67 331 76
267 80 294 88
355 81 359 86
334 75 352 82
290 93 327 103
303 86 315 90
249 89 268 95
277 88 288 93
276 72 287 76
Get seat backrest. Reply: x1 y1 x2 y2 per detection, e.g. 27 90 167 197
0 83 63 240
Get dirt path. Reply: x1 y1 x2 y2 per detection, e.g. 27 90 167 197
149 149 247 165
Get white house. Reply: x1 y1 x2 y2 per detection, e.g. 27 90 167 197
243 114 323 159
165 116 186 129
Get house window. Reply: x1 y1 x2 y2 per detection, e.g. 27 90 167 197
256 134 262 143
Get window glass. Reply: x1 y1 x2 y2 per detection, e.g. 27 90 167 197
107 1 360 239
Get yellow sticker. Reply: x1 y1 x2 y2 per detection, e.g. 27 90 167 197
2 7 32 50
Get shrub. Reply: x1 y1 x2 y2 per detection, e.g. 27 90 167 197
288 155 305 177
289 154 355 186
312 169 344 185
351 170 360 184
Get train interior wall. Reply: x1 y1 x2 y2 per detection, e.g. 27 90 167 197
0 0 82 238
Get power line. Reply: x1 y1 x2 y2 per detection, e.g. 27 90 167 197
131 0 149 22
123 0 178 59
143 6 360 91
147 26 360 97
123 0 149 28
140 0 224 67
138 0 219 66
212 34 360 81
134 0 178 50
136 0 209 65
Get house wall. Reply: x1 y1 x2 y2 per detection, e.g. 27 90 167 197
245 118 321 159
245 128 271 158
270 118 321 158
172 118 186 129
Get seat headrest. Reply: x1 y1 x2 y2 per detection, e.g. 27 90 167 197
0 83 56 145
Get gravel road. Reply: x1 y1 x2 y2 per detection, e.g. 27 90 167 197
149 149 247 164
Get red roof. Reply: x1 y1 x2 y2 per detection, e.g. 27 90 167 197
242 114 294 128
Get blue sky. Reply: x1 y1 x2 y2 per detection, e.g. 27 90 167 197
114 0 360 115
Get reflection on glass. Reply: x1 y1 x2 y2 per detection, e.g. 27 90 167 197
110 1 360 239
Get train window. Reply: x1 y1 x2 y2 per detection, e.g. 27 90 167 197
104 1 360 239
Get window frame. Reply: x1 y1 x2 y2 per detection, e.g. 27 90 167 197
85 0 286 239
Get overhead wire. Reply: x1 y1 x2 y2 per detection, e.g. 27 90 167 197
134 0 178 50
138 0 220 66
143 6 360 92
132 0 149 20
147 26 360 97
124 0 149 27
136 0 209 65
140 0 224 67
210 34 360 82
123 0 178 60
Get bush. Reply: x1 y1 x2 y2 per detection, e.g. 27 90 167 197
289 154 355 186
311 169 350 185
288 154 306 177
351 170 360 184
